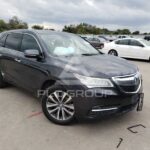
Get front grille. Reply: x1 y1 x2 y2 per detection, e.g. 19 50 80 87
112 73 141 93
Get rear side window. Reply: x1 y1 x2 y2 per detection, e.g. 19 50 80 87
115 40 120 44
87 38 93 42
129 40 143 47
0 34 7 47
88 38 100 42
21 34 40 52
5 33 22 50
115 39 129 45
93 38 100 42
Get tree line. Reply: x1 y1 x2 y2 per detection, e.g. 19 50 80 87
0 16 53 32
0 16 149 35
63 23 146 35
0 16 28 32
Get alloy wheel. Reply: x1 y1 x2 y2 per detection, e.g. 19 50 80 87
46 91 75 121
109 50 117 56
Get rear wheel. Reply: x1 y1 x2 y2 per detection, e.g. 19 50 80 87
42 85 75 125
108 50 118 56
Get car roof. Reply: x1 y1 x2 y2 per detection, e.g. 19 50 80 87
116 37 141 41
1 29 74 37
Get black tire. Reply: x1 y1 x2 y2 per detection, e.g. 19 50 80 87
0 71 7 88
108 50 118 56
41 85 75 125
99 44 104 49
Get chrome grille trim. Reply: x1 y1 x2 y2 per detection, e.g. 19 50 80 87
112 72 142 94
92 107 118 112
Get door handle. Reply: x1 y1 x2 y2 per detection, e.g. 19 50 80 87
14 58 21 63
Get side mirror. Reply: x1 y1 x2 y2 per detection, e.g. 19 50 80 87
24 49 40 58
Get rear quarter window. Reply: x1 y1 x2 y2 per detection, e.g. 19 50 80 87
129 40 143 47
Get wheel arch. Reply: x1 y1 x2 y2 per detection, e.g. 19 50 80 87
37 79 56 99
108 49 118 56
41 80 56 90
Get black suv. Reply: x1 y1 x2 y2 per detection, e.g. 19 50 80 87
0 30 144 125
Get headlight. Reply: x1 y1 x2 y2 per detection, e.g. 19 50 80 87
74 73 114 88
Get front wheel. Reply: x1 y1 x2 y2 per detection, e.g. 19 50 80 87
108 50 118 56
42 85 75 125
0 71 7 88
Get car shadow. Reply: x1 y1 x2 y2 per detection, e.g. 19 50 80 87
0 85 141 129
124 58 149 63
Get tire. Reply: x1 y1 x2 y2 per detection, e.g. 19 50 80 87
0 71 7 88
99 44 104 49
41 85 75 125
108 50 118 56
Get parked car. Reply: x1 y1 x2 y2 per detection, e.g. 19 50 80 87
86 37 104 49
118 35 126 39
99 35 116 42
101 38 150 60
144 35 150 41
98 36 109 42
0 30 143 125
118 35 132 39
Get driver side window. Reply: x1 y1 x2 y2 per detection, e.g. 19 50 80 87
21 34 40 52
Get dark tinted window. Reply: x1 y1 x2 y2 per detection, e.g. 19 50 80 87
0 34 8 47
88 38 100 42
93 38 100 42
5 33 22 50
129 40 143 47
87 38 93 42
115 39 129 45
21 34 40 52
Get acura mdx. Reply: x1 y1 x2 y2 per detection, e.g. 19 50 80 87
0 30 144 125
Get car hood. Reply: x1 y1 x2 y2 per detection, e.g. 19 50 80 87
53 54 138 78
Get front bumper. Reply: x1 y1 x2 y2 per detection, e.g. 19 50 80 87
59 73 143 120
73 92 142 119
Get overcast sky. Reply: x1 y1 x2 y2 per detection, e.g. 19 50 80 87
0 0 150 32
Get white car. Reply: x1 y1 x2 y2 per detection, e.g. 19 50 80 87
101 38 150 60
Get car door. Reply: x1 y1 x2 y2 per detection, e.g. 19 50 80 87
12 34 49 93
0 33 23 85
128 39 145 59
114 39 130 57
0 33 8 75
